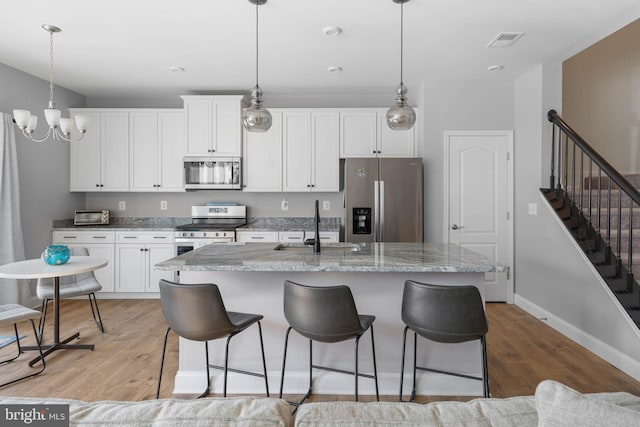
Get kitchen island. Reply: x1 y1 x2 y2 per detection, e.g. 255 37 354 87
155 242 506 397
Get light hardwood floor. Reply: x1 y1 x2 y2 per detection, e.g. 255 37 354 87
1 300 639 403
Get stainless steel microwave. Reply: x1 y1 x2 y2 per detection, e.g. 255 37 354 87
74 210 110 225
183 157 242 190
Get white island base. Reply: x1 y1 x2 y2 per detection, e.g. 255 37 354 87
174 270 487 397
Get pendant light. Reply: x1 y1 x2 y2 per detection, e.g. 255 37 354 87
13 25 89 142
242 0 272 132
386 0 416 131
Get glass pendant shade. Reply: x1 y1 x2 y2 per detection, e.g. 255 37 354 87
386 84 416 130
387 0 415 131
242 86 272 132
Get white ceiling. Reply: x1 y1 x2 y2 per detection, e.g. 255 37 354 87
1 0 639 99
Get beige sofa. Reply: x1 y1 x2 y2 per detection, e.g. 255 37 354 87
2 381 639 426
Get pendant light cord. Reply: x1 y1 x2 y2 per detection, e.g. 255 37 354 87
48 29 55 107
255 0 259 88
400 0 404 86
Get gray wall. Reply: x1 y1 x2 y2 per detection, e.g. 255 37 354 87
0 63 85 259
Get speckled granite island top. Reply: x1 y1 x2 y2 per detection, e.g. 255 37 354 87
155 242 507 273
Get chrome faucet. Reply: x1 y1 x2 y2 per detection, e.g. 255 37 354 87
304 200 321 253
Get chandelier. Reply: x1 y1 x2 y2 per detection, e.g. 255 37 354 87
13 25 89 142
242 0 272 132
386 0 416 131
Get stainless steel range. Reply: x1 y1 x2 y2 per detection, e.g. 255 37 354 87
175 205 246 255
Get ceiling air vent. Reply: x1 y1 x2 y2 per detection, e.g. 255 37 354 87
487 32 524 48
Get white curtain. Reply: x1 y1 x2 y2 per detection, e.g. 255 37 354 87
0 112 28 304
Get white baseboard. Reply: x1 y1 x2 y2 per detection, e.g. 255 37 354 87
173 369 484 397
515 294 640 382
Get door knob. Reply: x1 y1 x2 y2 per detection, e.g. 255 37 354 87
451 224 464 230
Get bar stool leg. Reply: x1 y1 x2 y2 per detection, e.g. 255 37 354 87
156 327 171 399
197 341 211 398
370 325 379 401
399 326 409 401
355 336 360 401
257 321 270 396
411 332 417 402
279 326 292 399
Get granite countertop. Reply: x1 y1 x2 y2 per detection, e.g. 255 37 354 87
51 216 340 232
51 217 190 231
237 217 340 232
155 242 507 273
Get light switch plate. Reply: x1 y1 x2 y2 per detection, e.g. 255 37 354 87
118 201 126 211
528 203 537 216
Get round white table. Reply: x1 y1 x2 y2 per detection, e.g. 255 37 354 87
0 256 108 365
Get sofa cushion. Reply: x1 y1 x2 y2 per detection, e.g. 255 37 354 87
0 396 292 427
294 397 538 426
535 380 640 427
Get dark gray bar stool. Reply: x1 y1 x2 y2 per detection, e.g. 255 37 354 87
156 279 269 399
0 304 46 388
279 280 379 410
36 247 105 339
399 280 489 401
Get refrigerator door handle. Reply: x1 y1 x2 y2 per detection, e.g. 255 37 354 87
379 180 385 242
374 180 380 242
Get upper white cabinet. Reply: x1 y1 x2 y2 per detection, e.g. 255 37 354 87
340 108 416 158
181 95 245 156
283 109 339 192
70 109 130 191
243 110 283 192
130 110 185 192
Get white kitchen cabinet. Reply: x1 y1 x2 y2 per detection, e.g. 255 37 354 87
130 110 185 192
236 231 279 243
115 231 174 292
278 231 339 243
283 109 339 192
339 108 416 158
70 109 130 191
242 110 283 192
182 95 245 156
52 231 115 292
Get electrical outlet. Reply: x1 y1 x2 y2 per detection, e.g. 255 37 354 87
281 199 289 211
118 201 126 211
160 200 168 210
528 203 537 216
323 201 330 211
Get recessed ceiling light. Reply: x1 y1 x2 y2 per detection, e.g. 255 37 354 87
169 66 185 72
487 65 504 72
327 66 343 72
323 26 342 36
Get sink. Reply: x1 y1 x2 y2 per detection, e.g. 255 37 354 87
273 243 362 252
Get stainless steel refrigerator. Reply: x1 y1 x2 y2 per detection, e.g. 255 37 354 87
345 158 423 243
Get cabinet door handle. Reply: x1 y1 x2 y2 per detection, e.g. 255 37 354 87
153 236 167 239
92 236 106 239
251 236 264 240
123 236 137 239
61 236 77 239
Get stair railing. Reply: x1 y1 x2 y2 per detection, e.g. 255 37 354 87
547 109 640 290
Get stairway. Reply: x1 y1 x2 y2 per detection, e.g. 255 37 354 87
542 182 640 327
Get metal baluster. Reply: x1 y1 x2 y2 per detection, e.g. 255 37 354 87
627 196 634 292
578 150 584 228
550 123 556 190
563 133 569 209
616 184 623 277
571 139 577 216
605 179 612 265
587 159 592 240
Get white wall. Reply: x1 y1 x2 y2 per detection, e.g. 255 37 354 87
514 62 640 378
0 63 85 259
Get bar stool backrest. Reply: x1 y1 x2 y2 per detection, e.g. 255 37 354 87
401 280 488 344
283 280 364 343
159 279 235 341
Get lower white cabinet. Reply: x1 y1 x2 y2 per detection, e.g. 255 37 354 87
115 231 174 292
52 231 115 293
236 231 279 243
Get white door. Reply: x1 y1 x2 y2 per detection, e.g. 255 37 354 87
444 131 513 302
